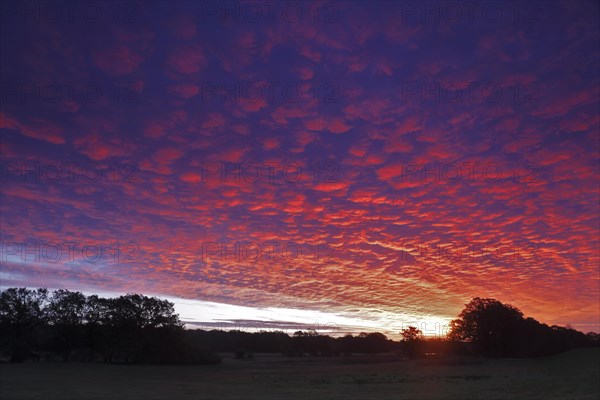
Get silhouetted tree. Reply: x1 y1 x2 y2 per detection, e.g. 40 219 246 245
103 294 183 363
47 289 87 361
337 334 356 356
0 288 48 362
400 326 423 358
82 294 110 360
447 297 596 357
2 288 595 363
363 332 390 353
586 332 600 346
0 288 222 364
448 298 525 357
401 326 424 342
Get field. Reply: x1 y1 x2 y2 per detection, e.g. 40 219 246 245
1 348 599 400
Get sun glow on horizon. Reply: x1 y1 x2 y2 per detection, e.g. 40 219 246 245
1 0 598 343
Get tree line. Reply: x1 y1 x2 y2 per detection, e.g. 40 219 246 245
1 288 597 364
448 297 599 357
0 288 219 364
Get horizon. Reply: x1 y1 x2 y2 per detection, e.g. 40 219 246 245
1 0 599 340
0 286 596 340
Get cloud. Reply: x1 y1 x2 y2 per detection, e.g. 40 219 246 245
92 46 145 76
0 113 65 144
167 44 206 74
1 2 598 335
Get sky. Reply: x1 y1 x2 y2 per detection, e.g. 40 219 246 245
0 1 599 338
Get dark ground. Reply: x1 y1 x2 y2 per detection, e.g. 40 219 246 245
1 348 599 400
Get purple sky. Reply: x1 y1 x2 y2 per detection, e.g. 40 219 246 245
1 1 599 336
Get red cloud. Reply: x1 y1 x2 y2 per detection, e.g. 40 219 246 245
262 137 281 151
144 121 168 138
167 44 206 74
180 172 202 183
298 67 314 80
328 118 352 134
154 147 184 164
0 113 65 145
169 84 200 99
73 133 131 160
313 182 350 192
202 113 226 130
304 117 352 134
92 46 144 75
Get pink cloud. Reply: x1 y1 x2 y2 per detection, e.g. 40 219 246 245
298 67 314 80
328 118 352 134
154 147 184 164
169 84 200 99
180 172 202 183
167 44 206 74
313 182 350 192
92 46 144 75
0 113 65 145
73 133 131 160
202 113 226 129
262 137 281 150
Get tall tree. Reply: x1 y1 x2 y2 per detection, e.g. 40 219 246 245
400 326 423 358
0 288 48 362
449 297 524 357
47 289 87 361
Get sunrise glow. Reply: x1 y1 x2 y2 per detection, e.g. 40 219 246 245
1 0 599 338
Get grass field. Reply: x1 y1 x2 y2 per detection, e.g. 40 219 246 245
1 348 599 400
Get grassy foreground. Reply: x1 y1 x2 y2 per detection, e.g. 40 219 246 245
1 348 599 400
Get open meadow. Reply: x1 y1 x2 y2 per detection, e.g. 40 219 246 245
1 348 598 400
